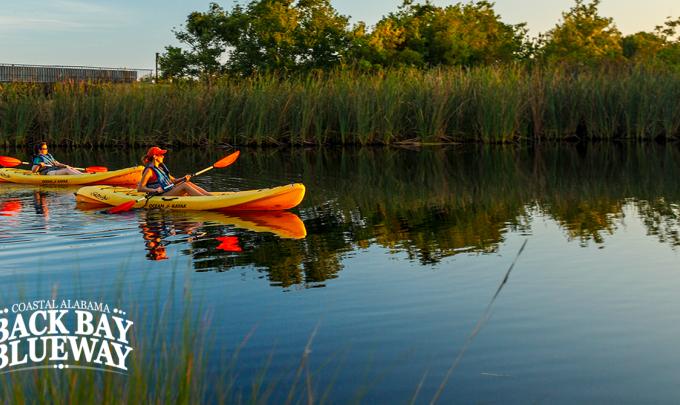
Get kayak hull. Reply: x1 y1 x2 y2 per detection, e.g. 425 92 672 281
75 183 306 211
0 167 143 186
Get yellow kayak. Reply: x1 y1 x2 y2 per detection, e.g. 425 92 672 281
75 183 306 211
0 166 143 186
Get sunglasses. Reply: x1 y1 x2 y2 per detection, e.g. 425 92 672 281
40 147 48 150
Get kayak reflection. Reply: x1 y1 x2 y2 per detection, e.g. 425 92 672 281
75 197 307 261
0 184 75 220
137 210 306 261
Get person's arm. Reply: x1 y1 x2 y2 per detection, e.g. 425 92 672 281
161 164 187 184
172 174 192 184
164 166 191 184
31 157 46 173
137 169 163 193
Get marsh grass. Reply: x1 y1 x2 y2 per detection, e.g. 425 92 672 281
0 276 213 404
0 275 329 404
1 66 679 146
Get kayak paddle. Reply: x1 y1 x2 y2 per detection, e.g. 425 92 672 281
106 150 240 214
0 156 108 173
183 150 240 180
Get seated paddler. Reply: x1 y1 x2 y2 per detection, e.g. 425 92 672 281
31 142 83 175
137 146 211 196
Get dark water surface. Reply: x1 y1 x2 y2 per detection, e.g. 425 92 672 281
2 144 680 403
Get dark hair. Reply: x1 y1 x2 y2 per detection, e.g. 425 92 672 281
33 141 47 157
141 155 153 165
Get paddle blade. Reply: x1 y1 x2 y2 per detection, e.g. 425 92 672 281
216 236 242 252
0 156 23 168
213 151 240 168
85 166 108 173
107 201 136 214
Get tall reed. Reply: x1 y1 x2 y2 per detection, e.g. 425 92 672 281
1 65 679 146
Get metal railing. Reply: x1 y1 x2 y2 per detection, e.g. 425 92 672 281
0 63 153 83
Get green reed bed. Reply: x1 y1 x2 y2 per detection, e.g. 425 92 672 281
1 66 680 146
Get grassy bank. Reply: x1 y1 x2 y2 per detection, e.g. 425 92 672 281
1 66 680 146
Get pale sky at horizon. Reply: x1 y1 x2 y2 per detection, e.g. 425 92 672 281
1 0 678 70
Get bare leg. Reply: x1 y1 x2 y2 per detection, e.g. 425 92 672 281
47 167 83 175
163 183 206 196
64 167 83 175
184 181 212 196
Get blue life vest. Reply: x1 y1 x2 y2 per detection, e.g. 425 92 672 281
32 153 59 174
145 163 174 191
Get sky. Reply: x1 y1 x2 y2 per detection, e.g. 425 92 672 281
1 0 678 70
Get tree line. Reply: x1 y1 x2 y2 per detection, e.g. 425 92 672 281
159 0 680 79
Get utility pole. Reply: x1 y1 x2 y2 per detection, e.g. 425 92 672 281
155 52 159 83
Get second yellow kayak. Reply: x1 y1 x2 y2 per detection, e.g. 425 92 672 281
75 183 306 211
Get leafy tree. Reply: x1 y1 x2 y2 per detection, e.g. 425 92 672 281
426 1 530 66
161 0 680 75
358 12 412 66
538 0 623 65
160 0 352 77
358 1 528 68
159 3 230 79
158 46 194 79
294 0 353 70
621 17 680 67
655 17 680 67
225 0 300 75
621 32 665 61
225 0 352 74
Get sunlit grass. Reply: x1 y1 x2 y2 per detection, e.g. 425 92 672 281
1 65 679 146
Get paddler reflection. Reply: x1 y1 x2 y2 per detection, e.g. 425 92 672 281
140 222 169 261
138 210 205 261
33 191 49 217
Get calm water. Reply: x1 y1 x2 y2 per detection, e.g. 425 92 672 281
2 144 680 403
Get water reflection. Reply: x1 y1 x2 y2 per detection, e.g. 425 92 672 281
5 145 680 404
139 211 182 261
3 144 680 286
75 205 308 262
289 144 680 264
0 199 21 217
216 236 242 252
33 191 49 218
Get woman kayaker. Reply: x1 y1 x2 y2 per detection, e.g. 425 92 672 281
31 142 82 175
137 146 212 196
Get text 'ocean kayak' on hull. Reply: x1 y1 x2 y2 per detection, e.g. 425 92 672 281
75 183 306 211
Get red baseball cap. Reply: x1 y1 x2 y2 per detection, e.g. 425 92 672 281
146 146 167 157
